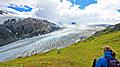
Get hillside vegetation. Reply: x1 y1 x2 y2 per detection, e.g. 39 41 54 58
0 25 120 67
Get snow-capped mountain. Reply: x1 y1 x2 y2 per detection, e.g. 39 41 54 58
0 17 60 46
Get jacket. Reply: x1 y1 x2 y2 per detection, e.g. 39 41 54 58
95 51 113 67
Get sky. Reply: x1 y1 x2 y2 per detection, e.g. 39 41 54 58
0 0 120 24
68 0 97 9
7 4 32 12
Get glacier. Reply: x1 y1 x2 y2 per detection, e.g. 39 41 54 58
0 27 96 62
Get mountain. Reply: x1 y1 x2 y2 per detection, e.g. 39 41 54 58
0 23 120 67
94 23 120 36
3 17 60 38
0 25 16 46
91 24 111 28
0 17 60 46
87 24 112 30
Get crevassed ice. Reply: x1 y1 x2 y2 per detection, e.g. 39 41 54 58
0 28 96 62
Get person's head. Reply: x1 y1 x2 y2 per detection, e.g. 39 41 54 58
103 46 112 53
103 46 116 59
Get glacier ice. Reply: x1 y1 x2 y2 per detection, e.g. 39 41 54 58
0 28 96 62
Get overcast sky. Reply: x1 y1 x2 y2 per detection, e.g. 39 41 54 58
0 0 120 24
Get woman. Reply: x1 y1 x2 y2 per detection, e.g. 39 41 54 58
95 46 114 67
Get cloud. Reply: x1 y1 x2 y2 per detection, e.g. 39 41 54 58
0 0 120 25
0 0 38 17
84 0 120 20
32 0 120 25
0 0 37 7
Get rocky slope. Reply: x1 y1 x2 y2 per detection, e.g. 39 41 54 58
0 17 60 46
0 25 16 46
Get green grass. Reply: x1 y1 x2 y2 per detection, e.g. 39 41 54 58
0 31 120 67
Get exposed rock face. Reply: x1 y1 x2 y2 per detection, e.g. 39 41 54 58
0 17 60 46
0 25 16 46
4 17 60 38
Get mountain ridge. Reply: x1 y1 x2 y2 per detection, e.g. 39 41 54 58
0 17 60 46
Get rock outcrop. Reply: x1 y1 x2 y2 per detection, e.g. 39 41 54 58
0 17 60 46
0 25 16 46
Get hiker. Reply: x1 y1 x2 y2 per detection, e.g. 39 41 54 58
95 46 114 67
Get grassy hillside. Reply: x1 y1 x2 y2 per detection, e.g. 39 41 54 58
0 31 120 67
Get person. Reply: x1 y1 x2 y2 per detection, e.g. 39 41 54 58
95 46 114 67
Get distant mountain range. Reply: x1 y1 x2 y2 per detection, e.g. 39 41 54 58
0 17 60 46
87 24 112 28
94 23 120 36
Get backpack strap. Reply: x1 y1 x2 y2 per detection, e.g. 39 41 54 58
92 58 97 67
101 65 103 67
